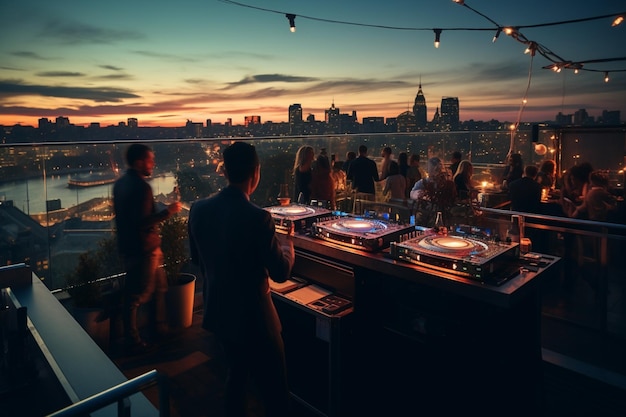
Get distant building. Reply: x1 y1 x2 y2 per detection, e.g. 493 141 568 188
412 82 428 129
127 118 138 128
555 112 572 125
396 111 417 132
440 97 460 131
38 118 52 130
325 101 340 133
244 115 261 127
56 116 70 128
600 110 621 125
185 120 203 137
288 103 303 135
362 117 385 133
574 109 591 125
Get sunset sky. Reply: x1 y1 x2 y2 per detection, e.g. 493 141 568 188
1 0 624 128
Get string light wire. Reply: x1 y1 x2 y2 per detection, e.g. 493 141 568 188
218 0 626 74
509 53 535 155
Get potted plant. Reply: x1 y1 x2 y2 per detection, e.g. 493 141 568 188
160 214 196 329
66 250 111 350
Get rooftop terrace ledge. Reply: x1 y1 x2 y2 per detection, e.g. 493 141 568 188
1 263 158 417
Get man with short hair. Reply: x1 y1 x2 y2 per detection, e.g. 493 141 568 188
346 145 380 196
113 143 182 353
508 165 542 213
189 142 294 417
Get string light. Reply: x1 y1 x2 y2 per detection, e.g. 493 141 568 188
492 27 502 42
604 71 610 82
434 29 442 48
524 42 537 56
220 0 626 79
286 13 296 32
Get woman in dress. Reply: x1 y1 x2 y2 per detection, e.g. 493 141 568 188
453 160 476 200
310 154 336 209
383 161 407 202
292 145 315 204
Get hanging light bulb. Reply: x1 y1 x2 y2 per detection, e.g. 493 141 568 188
524 42 536 56
285 14 296 32
452 0 465 4
492 27 502 43
503 27 515 35
433 29 442 48
604 71 610 82
612 16 624 27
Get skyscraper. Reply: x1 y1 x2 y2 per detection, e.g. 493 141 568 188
325 100 340 133
288 103 303 135
440 97 459 131
412 82 427 129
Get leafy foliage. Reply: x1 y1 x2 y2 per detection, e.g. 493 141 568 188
160 215 189 285
67 251 102 308
66 235 123 308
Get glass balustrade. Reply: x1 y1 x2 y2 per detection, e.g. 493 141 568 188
1 129 625 362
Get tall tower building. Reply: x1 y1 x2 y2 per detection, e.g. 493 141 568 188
127 118 138 128
288 103 303 135
325 100 340 133
440 97 459 131
412 82 428 129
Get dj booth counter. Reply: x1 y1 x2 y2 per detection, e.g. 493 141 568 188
272 228 558 417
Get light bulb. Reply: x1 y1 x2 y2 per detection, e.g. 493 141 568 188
286 14 296 33
492 28 502 43
604 72 610 82
612 16 624 27
434 29 442 48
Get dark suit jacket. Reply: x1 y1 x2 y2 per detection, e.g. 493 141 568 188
347 155 379 194
113 169 170 257
509 177 542 213
188 185 293 343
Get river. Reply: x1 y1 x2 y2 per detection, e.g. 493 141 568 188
0 172 176 215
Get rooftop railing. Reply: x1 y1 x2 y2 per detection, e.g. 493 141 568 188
1 127 625 372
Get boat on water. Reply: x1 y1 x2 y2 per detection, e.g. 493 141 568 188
68 171 119 188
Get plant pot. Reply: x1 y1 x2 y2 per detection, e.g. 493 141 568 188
166 273 196 329
72 306 110 351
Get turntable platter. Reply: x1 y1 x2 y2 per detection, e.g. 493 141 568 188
417 235 489 255
330 218 388 234
268 205 317 216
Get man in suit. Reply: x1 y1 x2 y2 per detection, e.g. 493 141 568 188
188 142 294 417
346 144 380 197
113 143 181 353
508 165 542 213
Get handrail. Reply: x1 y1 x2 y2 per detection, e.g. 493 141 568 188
481 207 626 240
47 369 169 417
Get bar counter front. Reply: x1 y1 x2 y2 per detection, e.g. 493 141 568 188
269 216 559 417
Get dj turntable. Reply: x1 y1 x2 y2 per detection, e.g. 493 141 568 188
311 215 415 251
390 231 519 283
265 204 332 234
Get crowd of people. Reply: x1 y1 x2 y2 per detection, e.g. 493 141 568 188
290 143 622 227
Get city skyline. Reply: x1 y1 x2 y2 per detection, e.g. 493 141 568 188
1 0 625 127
